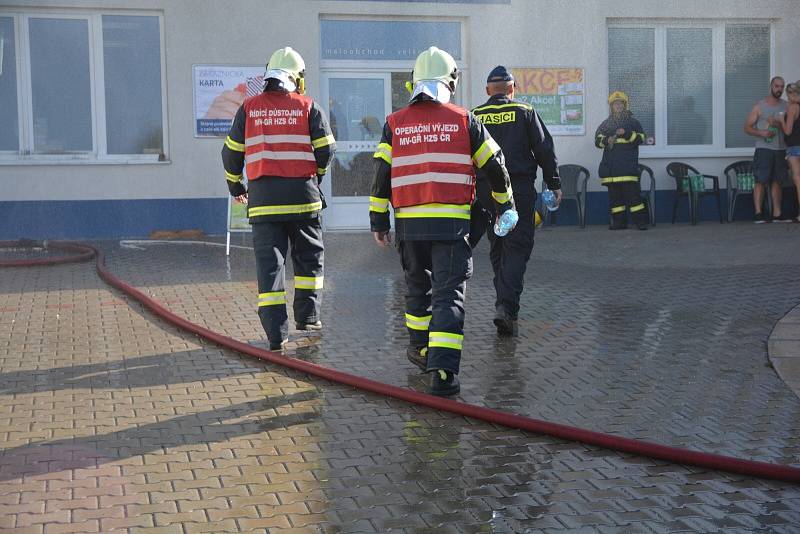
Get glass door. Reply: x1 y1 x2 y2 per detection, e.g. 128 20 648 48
321 72 390 229
320 70 457 229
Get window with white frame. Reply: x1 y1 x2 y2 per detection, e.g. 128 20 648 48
0 11 166 161
608 23 770 153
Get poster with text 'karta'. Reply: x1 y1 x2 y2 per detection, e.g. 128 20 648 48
193 65 264 137
511 68 585 136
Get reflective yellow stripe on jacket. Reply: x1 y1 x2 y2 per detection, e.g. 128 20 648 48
394 203 471 220
615 132 645 144
492 187 513 204
248 201 323 217
373 142 392 165
472 102 532 113
472 137 501 168
312 134 336 149
369 196 390 213
225 170 243 183
600 176 639 185
225 136 245 152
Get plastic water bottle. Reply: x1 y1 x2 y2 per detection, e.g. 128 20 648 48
494 208 519 237
542 189 558 212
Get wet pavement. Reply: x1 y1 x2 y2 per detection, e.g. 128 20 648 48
1 223 799 533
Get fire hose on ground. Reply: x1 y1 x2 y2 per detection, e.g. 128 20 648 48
1 239 799 484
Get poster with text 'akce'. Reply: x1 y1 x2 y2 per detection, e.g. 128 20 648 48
511 68 585 136
193 65 264 137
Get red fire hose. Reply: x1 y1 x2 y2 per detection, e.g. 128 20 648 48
2 239 799 483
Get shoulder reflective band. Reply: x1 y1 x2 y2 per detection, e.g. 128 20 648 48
630 203 646 212
600 176 639 184
394 203 471 219
373 143 392 165
369 196 390 213
311 134 336 149
225 136 245 152
294 275 324 290
248 201 323 216
428 331 463 350
225 170 243 183
392 152 472 168
391 172 473 188
245 134 311 147
405 313 432 331
258 291 286 306
472 137 501 168
472 102 532 112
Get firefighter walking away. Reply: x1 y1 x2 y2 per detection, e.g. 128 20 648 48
369 46 515 396
470 65 562 337
221 46 336 350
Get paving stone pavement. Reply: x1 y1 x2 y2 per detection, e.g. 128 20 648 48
1 223 799 533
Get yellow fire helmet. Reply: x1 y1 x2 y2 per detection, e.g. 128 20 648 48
608 90 629 107
266 47 306 94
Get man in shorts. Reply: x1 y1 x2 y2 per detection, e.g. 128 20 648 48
744 76 790 223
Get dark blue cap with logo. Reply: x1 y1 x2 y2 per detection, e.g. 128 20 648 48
487 65 514 83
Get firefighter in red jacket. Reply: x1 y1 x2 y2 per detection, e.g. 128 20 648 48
370 47 515 396
221 47 335 351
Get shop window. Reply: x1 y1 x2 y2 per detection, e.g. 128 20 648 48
0 17 19 152
608 23 770 153
725 25 770 148
608 27 655 144
0 11 166 162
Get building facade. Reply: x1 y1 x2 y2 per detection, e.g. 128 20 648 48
1 0 797 238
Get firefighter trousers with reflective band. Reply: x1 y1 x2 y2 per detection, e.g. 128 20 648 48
252 218 323 345
400 237 473 374
486 183 535 319
607 182 648 227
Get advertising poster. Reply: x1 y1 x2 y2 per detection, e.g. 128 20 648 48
193 65 264 137
511 68 585 135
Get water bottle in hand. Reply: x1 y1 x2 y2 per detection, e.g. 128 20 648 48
542 189 558 211
494 208 519 237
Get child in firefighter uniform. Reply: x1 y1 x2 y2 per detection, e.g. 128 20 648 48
221 47 335 350
369 47 514 396
595 91 648 230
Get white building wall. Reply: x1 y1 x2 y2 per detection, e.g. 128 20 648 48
2 0 797 206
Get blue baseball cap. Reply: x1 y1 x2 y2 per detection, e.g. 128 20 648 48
487 65 514 83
